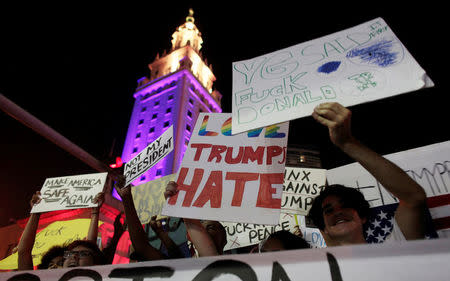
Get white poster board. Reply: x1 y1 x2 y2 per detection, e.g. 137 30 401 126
162 113 289 225
124 126 173 186
31 172 107 213
282 167 327 216
3 239 450 281
232 17 433 134
326 141 450 207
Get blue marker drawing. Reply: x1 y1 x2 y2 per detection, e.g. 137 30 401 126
346 40 399 67
317 61 341 74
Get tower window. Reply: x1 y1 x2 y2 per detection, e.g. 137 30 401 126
136 133 141 138
189 98 194 105
156 169 162 176
138 119 144 125
152 114 158 120
132 147 138 153
140 175 146 181
163 121 170 128
166 108 172 114
186 124 191 132
141 107 147 112
149 127 155 133
168 94 174 101
154 101 160 107
187 110 192 118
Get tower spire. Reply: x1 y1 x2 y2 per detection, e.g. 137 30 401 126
171 9 203 52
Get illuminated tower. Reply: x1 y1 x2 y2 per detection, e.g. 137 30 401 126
121 10 222 186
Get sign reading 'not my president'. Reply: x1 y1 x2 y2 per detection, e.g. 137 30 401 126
162 113 289 225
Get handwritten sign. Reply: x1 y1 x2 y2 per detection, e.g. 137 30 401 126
282 167 327 216
232 17 433 134
326 141 450 207
124 126 173 186
31 172 107 213
222 213 300 251
162 113 289 225
131 174 176 224
3 239 450 281
0 219 93 270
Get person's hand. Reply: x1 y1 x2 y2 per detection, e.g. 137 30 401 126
149 215 166 236
113 212 127 237
29 191 41 208
164 181 178 200
312 102 355 149
293 225 303 237
114 176 132 200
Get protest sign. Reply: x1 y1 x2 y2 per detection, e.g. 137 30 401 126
131 174 176 224
162 113 289 224
124 126 173 186
31 172 107 213
3 239 449 281
0 219 93 270
327 141 450 237
282 167 327 216
232 17 433 134
222 213 300 251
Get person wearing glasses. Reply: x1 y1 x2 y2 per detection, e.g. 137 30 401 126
63 240 106 267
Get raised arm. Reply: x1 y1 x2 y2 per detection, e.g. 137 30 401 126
17 191 42 270
102 212 127 264
149 215 184 259
86 192 105 242
115 177 165 261
165 182 219 256
312 102 426 240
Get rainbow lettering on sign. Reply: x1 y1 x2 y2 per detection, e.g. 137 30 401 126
221 118 232 136
198 116 219 136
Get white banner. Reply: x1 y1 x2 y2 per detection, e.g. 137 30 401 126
162 113 289 225
282 167 327 215
3 239 449 281
31 172 107 213
124 126 173 186
232 17 433 134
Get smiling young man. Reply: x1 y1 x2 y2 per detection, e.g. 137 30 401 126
308 103 427 245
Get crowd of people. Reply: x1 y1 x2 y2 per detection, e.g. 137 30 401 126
15 103 428 271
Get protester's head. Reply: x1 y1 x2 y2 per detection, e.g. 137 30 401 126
200 220 227 254
259 230 310 252
308 184 370 241
63 240 106 268
38 245 66 269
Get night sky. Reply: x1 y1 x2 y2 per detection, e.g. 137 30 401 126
0 2 447 227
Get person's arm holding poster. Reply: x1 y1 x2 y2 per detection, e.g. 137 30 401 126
165 181 219 256
115 177 165 261
17 191 42 270
86 191 105 242
312 102 427 240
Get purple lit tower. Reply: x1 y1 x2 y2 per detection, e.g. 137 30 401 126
120 10 222 188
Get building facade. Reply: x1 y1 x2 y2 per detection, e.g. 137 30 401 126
121 10 222 186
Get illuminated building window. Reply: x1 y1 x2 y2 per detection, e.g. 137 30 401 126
189 98 194 105
164 121 170 128
166 108 172 114
133 147 138 153
141 107 147 112
152 114 158 120
136 133 141 138
140 175 146 181
186 124 191 132
149 127 155 133
168 94 174 101
154 101 160 107
187 110 192 118
156 169 162 176
138 119 144 125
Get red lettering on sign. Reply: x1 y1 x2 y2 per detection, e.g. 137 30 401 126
266 146 282 165
225 172 259 207
207 145 227 163
256 173 283 209
191 143 212 161
193 171 222 208
242 146 264 165
225 147 244 164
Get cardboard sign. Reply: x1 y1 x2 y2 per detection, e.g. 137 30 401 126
222 213 301 251
31 172 107 213
232 17 433 134
124 126 173 186
0 219 94 270
131 174 176 224
282 167 327 215
3 239 450 281
162 113 289 225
